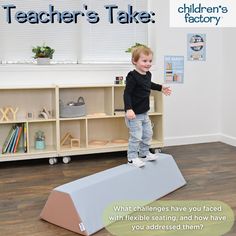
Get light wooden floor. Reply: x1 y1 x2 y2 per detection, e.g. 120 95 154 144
0 142 235 236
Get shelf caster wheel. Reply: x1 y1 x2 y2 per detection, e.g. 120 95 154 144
62 156 71 164
49 157 57 165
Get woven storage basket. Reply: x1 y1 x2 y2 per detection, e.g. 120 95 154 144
59 97 86 118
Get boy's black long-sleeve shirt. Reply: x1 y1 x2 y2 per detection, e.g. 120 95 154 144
123 70 162 114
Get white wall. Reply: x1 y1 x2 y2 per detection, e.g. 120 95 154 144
220 29 236 146
150 0 222 146
0 1 231 147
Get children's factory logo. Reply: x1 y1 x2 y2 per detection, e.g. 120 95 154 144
170 0 236 28
178 3 228 26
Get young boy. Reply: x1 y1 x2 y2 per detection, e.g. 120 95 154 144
124 46 171 168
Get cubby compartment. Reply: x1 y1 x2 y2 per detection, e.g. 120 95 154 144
0 87 56 121
59 119 87 151
150 90 163 114
59 86 113 117
150 115 163 145
87 117 129 149
0 122 26 158
114 85 125 116
114 86 163 115
28 121 57 154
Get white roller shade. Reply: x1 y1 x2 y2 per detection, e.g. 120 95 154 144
0 0 148 63
80 0 148 63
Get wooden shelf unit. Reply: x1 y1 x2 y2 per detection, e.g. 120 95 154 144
0 85 163 162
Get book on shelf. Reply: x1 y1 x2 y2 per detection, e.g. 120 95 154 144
13 126 23 153
2 124 26 154
2 125 17 154
9 126 19 153
23 123 27 153
2 125 15 153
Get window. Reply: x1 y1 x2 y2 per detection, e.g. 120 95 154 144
0 0 148 64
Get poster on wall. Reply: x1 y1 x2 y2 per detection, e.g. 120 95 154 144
187 34 206 61
164 56 184 83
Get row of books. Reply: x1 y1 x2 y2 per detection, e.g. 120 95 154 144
2 123 27 154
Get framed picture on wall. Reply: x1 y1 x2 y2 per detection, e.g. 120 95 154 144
164 56 184 84
187 34 206 61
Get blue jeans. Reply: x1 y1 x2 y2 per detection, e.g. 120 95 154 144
125 113 153 160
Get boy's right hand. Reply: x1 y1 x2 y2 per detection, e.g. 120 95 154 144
126 109 136 120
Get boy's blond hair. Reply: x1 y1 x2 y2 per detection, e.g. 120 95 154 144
131 46 153 64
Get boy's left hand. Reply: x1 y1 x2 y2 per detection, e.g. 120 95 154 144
162 86 172 96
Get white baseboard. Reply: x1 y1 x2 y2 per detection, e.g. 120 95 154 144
164 134 221 147
219 134 236 147
164 133 236 147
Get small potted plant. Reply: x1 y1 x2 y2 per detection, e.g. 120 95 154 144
32 44 55 65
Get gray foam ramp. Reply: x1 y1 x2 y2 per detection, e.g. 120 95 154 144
40 153 186 235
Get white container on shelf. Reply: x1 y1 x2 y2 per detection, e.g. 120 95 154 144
37 58 50 65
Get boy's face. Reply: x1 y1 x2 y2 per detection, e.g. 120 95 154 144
134 53 153 74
